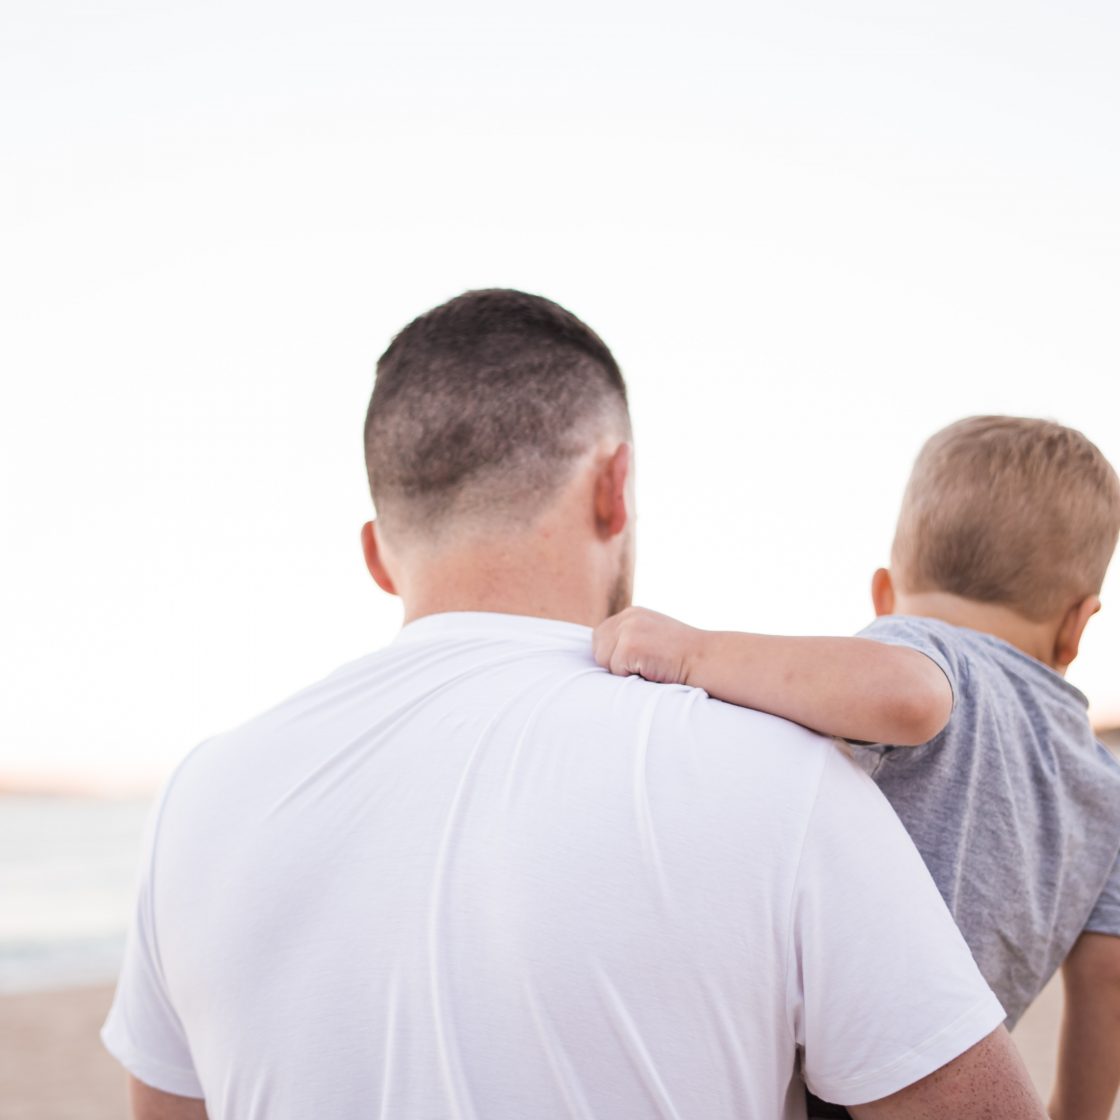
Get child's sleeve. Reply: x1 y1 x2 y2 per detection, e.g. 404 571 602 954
847 617 961 758
856 616 961 713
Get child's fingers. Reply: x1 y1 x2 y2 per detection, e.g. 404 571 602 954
594 609 645 676
595 606 692 684
610 643 640 678
592 615 621 669
610 626 649 679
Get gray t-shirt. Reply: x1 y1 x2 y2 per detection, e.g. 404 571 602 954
854 615 1120 1028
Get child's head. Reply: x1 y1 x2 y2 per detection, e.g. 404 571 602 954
891 416 1120 624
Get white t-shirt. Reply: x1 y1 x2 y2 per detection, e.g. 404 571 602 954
103 612 1003 1118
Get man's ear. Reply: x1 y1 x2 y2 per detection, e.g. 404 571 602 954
871 567 895 617
593 443 632 540
360 520 398 596
1052 594 1101 672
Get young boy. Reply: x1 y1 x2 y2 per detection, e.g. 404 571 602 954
594 415 1120 1119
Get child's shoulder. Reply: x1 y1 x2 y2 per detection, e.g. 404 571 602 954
860 613 986 654
859 615 973 707
862 613 1076 688
860 613 1092 741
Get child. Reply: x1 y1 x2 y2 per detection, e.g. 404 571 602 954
594 415 1120 1120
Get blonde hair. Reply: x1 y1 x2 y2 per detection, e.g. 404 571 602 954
892 416 1120 622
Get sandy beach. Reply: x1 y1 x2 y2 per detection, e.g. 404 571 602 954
0 985 126 1119
1 974 1116 1118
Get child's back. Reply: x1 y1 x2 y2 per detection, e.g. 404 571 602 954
854 612 1120 1027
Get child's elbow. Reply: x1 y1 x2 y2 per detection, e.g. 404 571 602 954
889 674 953 746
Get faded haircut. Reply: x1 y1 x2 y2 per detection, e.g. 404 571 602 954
892 416 1120 621
364 289 630 538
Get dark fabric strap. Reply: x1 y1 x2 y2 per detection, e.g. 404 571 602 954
805 1090 852 1118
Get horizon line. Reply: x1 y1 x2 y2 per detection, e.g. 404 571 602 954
5 723 1120 799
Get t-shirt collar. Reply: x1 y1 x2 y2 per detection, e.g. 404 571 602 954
394 610 593 647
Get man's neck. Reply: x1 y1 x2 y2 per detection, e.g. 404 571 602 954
402 588 602 629
376 445 633 631
890 589 1059 669
396 541 614 630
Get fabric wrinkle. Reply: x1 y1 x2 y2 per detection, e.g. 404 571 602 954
376 971 400 1120
595 967 684 1120
629 681 671 907
425 706 506 1120
523 978 597 1120
499 667 604 812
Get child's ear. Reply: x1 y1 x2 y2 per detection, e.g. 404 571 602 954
1052 594 1102 672
871 568 895 617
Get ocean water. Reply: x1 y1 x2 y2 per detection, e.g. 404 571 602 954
0 795 152 993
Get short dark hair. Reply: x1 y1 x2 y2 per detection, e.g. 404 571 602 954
364 289 630 536
893 415 1120 620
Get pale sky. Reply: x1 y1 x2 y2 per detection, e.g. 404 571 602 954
3 2 1119 791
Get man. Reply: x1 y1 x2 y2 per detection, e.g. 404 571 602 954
103 289 1045 1118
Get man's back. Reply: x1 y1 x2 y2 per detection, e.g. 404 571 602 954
104 612 1003 1118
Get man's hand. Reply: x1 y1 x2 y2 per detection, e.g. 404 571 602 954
592 606 706 685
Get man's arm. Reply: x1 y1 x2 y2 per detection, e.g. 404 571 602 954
130 1075 208 1120
1049 931 1120 1120
851 1027 1044 1119
593 607 952 745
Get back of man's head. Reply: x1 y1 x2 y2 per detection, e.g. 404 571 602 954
364 289 631 542
892 415 1120 622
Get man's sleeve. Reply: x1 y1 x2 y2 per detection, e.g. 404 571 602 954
788 744 1005 1105
101 790 205 1098
1084 847 1120 936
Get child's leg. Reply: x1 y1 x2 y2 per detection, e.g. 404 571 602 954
1051 931 1120 1119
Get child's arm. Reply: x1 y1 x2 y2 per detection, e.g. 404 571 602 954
592 606 953 746
1049 932 1120 1120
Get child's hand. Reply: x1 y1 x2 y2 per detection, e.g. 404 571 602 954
592 607 704 685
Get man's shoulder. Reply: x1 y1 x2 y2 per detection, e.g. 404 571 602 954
583 668 839 784
153 647 387 797
159 638 839 826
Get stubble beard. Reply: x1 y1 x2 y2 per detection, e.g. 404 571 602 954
605 531 635 618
